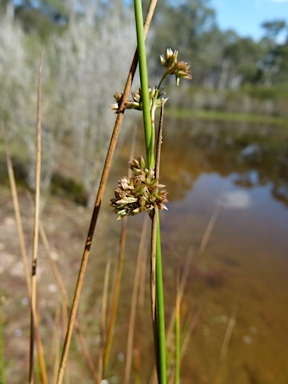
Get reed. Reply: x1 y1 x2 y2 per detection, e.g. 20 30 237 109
108 2 191 381
125 3 191 381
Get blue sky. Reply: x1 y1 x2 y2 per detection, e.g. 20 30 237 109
210 0 288 42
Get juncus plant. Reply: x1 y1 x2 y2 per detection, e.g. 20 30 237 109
110 36 191 384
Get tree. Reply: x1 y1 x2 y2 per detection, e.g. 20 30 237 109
261 19 286 42
219 37 264 88
258 20 288 85
0 0 135 205
54 0 136 206
147 0 217 84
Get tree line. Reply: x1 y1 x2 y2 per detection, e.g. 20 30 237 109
144 0 288 88
2 0 288 88
1 0 136 206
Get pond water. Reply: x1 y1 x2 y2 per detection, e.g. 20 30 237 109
114 116 288 384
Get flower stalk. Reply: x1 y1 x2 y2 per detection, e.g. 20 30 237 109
133 0 154 169
110 3 191 383
134 1 167 382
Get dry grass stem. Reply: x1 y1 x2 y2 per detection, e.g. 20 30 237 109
35 324 48 384
180 299 204 361
199 204 220 255
2 120 48 384
155 103 165 179
215 305 237 384
134 231 148 383
1 121 31 296
29 51 48 384
174 264 181 384
103 217 127 373
166 248 193 338
125 215 149 384
39 223 67 301
51 305 61 384
164 250 193 384
98 258 111 383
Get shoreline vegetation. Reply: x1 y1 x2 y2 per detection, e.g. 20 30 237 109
165 85 288 126
166 106 287 126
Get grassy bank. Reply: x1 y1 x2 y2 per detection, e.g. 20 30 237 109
167 85 288 123
165 107 288 126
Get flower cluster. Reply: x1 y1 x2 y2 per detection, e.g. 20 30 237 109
110 156 168 219
160 48 192 86
110 87 167 112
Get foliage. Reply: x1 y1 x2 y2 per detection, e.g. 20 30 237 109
142 0 288 88
0 0 135 205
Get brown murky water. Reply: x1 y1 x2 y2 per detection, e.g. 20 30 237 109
1 117 288 383
111 117 288 384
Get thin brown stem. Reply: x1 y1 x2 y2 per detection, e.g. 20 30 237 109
180 299 204 361
103 218 127 373
125 215 149 384
134 232 148 383
1 121 31 296
155 102 165 179
174 263 180 384
98 258 111 383
39 223 67 301
164 249 193 384
51 305 61 384
29 51 47 384
215 305 237 384
166 248 193 342
199 204 219 255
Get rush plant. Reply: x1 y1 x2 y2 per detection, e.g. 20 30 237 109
110 1 191 382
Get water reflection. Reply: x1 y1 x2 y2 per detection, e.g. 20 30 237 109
218 190 251 209
159 117 288 206
157 118 288 383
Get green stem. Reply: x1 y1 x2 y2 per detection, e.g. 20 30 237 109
157 73 167 91
133 1 167 383
133 0 154 169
